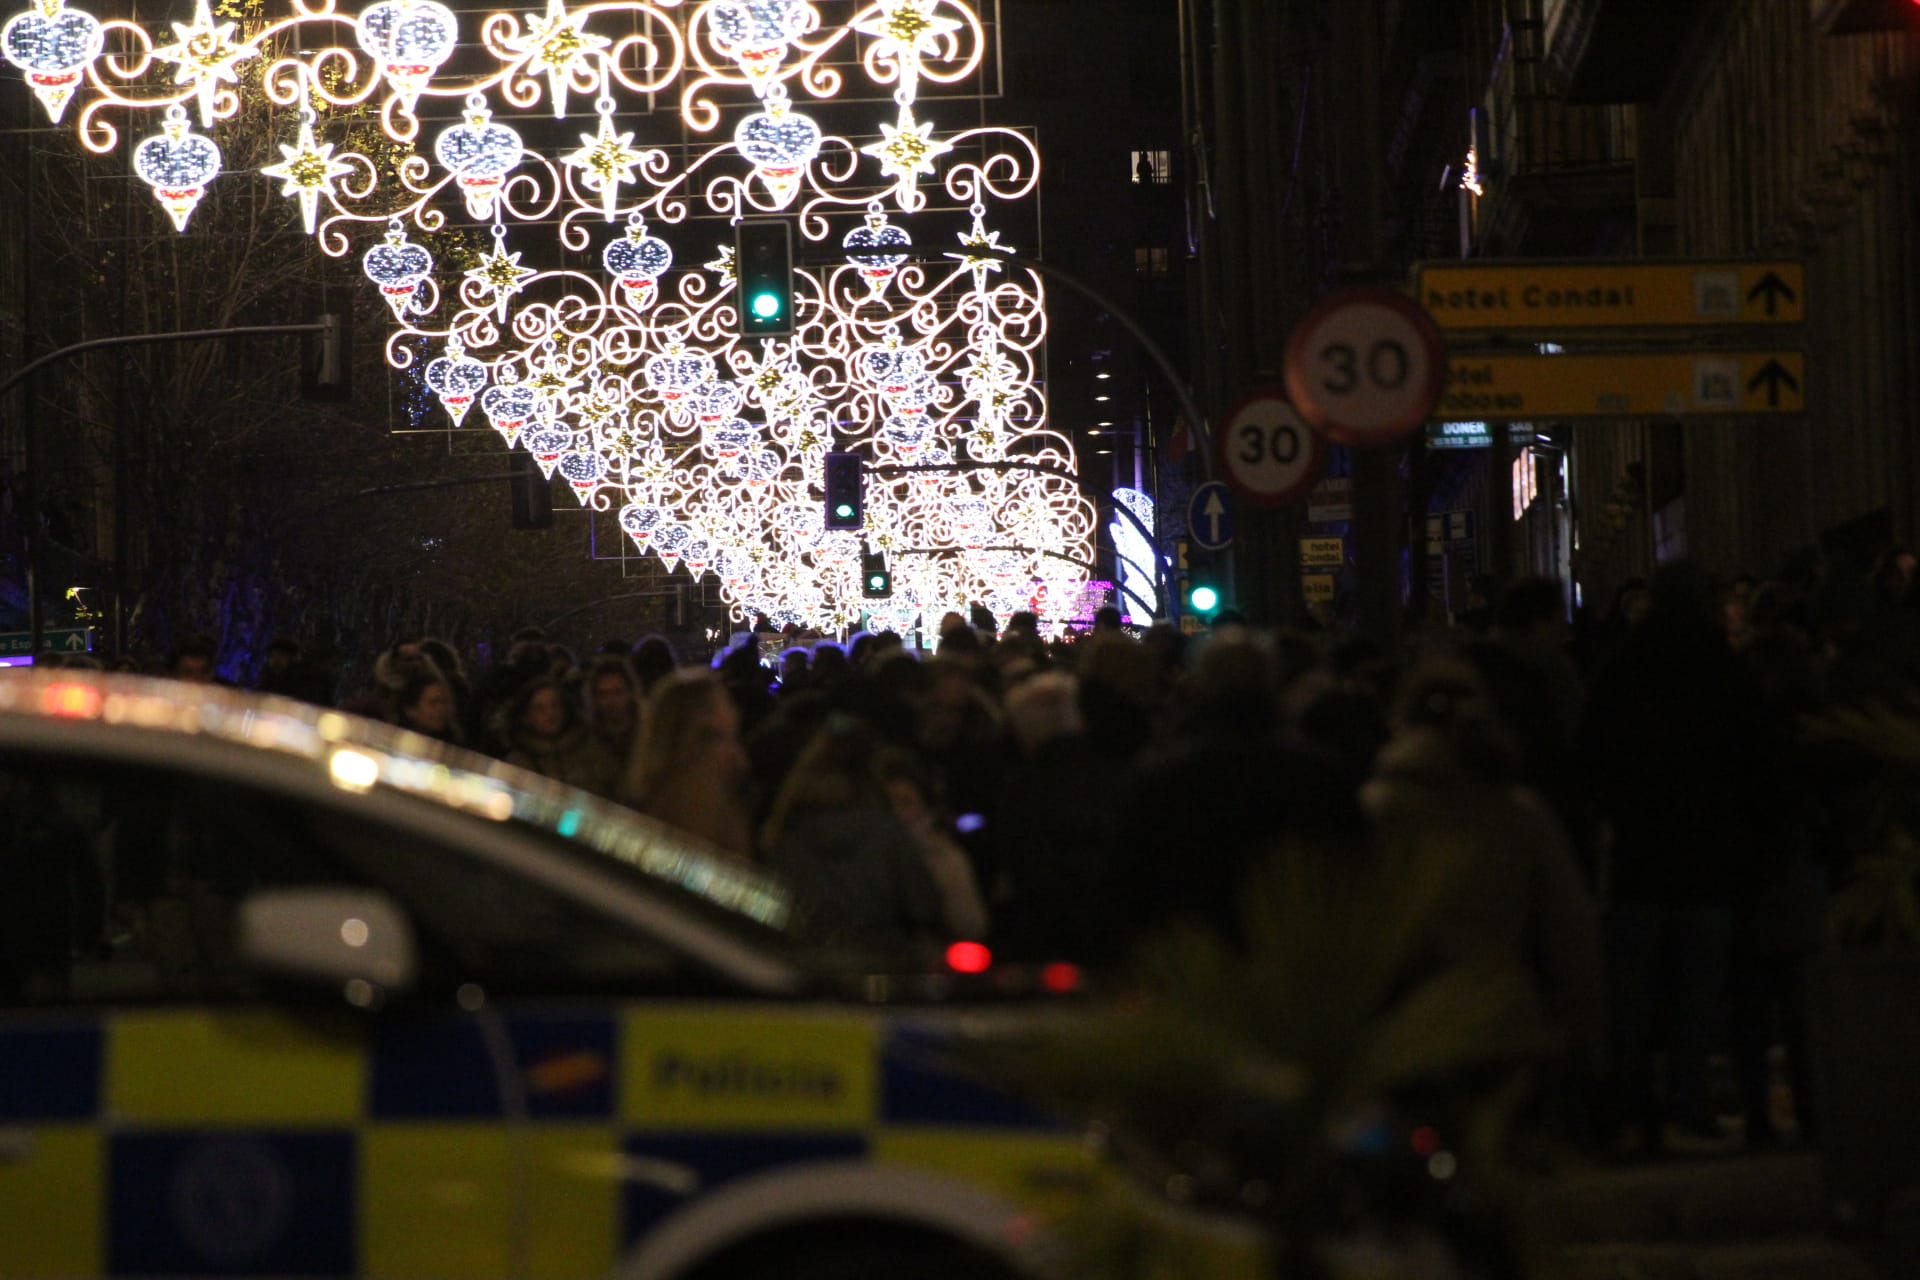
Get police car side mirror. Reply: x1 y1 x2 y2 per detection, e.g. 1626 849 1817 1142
237 887 419 1005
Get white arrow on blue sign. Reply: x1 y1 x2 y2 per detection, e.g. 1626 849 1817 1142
1188 482 1235 552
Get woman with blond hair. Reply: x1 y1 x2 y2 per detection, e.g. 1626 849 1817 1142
622 670 752 858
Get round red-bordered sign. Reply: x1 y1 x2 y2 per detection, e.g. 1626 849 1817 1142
1283 288 1447 448
1217 386 1326 509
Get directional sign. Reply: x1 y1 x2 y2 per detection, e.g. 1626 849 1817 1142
1416 260 1805 331
0 628 91 657
1300 537 1345 568
1187 482 1236 552
1217 387 1325 509
1436 351 1806 422
1283 288 1448 447
1302 574 1336 604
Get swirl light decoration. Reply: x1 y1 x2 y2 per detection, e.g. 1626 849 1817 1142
5 0 1097 635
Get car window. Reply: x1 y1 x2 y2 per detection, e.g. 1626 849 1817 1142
0 755 694 1009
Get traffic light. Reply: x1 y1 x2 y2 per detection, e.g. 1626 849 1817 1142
862 549 892 599
734 219 794 337
823 451 863 530
510 448 553 530
301 311 351 403
1184 575 1222 620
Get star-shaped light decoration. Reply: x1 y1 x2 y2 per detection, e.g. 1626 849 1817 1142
563 113 646 222
507 0 611 119
260 114 354 235
465 233 536 321
852 0 963 103
860 104 952 210
705 243 737 283
946 217 1010 292
151 0 259 126
525 354 582 408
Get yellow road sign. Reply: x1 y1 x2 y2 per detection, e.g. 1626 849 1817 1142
1437 351 1805 422
1416 261 1804 331
1302 574 1336 603
1300 537 1345 568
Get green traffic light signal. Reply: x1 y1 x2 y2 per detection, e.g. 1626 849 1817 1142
835 502 855 520
750 290 783 321
1191 585 1221 614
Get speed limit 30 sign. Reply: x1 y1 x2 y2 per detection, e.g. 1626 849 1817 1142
1218 387 1325 509
1283 288 1448 447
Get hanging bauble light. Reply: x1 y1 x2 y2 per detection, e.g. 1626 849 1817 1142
2 0 103 124
131 104 222 233
557 448 607 502
523 423 574 478
362 221 433 321
620 502 665 551
734 88 821 208
842 206 911 288
603 214 673 309
480 382 538 446
424 336 488 425
355 0 458 111
434 96 523 220
709 0 810 92
645 344 716 404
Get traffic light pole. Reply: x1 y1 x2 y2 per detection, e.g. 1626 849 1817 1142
3 321 330 659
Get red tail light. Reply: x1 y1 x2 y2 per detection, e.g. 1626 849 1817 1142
945 941 992 974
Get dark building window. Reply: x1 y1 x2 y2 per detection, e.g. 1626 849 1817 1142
1131 150 1171 185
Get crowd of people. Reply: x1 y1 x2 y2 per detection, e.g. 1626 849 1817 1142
36 548 1920 1161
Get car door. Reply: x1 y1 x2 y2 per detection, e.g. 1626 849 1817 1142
0 748 703 1280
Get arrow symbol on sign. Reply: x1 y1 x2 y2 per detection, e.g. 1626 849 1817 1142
1747 272 1796 317
1746 359 1801 408
64 632 84 651
1203 491 1227 546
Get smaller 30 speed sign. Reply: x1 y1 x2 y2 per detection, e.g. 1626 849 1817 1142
1218 388 1325 509
1283 288 1448 447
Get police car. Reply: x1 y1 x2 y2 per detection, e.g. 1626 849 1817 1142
0 672 1258 1280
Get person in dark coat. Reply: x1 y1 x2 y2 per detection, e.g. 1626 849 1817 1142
1580 561 1780 1152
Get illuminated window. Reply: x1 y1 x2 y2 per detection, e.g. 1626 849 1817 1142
1131 149 1171 185
1133 246 1169 276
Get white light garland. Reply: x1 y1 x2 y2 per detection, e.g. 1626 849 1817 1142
10 0 1094 635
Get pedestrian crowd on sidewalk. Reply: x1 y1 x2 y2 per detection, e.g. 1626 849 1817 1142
37 548 1920 1162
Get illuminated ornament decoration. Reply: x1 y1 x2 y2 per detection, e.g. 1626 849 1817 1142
435 97 523 221
131 104 221 232
261 109 355 235
564 111 648 221
620 503 665 550
709 0 812 94
948 209 1008 292
481 381 538 445
604 214 673 308
646 344 715 404
861 102 952 210
557 448 608 501
466 228 536 322
149 0 258 127
524 423 573 477
6 0 1093 634
1 0 102 124
1110 487 1161 622
425 335 488 425
734 88 822 209
842 204 910 290
852 0 963 102
506 0 611 119
362 221 433 320
355 0 458 113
